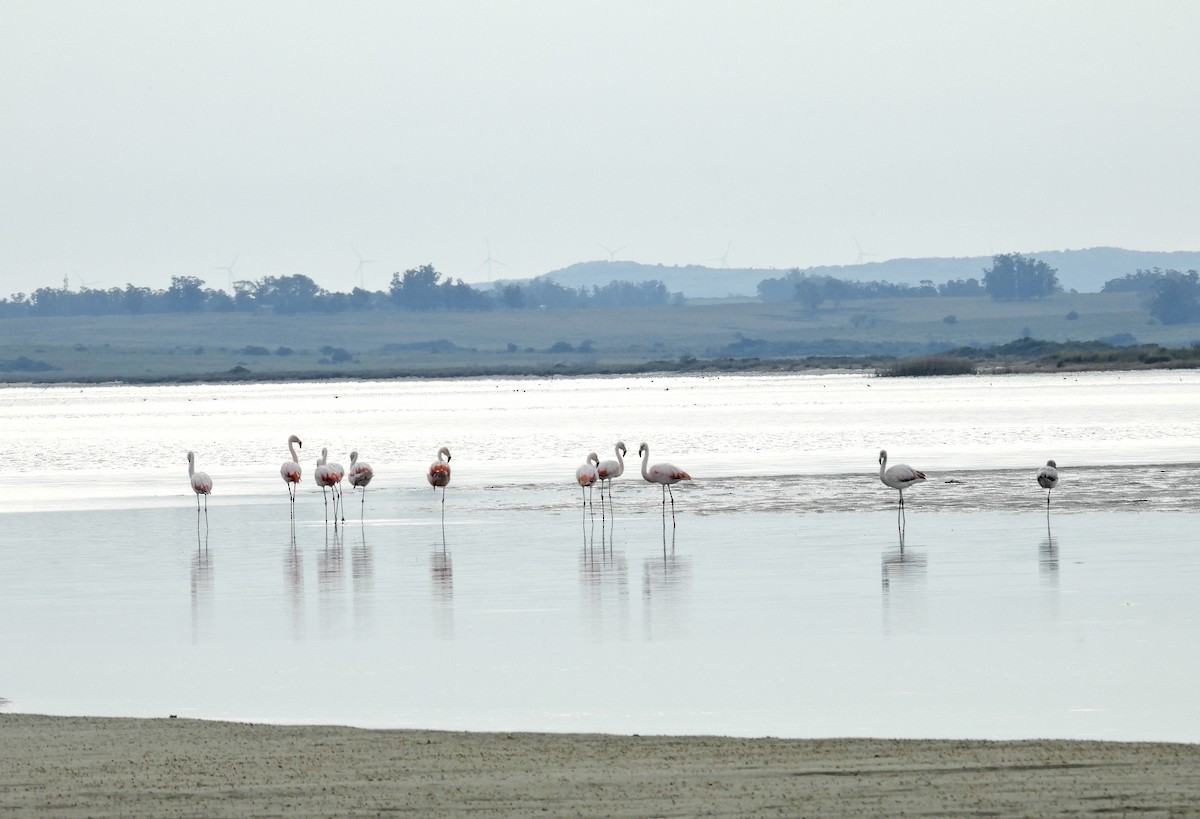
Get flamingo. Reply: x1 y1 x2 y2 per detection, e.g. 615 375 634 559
348 450 374 517
281 434 303 515
326 452 346 522
596 441 627 505
427 446 452 511
187 450 212 515
314 447 341 524
878 450 926 512
638 442 691 524
576 452 600 509
1037 459 1059 506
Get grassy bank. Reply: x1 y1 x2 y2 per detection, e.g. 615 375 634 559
2 292 1197 383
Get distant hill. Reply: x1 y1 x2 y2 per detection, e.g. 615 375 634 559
541 248 1200 298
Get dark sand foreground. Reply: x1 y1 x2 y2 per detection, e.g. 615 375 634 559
2 715 1199 817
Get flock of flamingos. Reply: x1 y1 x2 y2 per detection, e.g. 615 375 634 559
184 436 1063 526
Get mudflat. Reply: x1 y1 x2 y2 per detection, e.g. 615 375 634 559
2 714 1199 816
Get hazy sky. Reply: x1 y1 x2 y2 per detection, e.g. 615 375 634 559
2 1 1197 296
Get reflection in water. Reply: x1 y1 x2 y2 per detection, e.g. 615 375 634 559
1040 510 1059 584
284 544 304 639
579 516 630 642
431 544 454 640
881 546 927 634
1039 510 1060 622
642 527 692 640
318 527 345 637
351 525 374 634
190 528 213 643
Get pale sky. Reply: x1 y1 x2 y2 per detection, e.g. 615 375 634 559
1 0 1197 296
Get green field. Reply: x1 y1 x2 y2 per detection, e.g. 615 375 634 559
2 292 1195 383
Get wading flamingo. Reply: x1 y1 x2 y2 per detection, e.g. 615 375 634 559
638 443 691 525
428 446 452 512
576 452 600 510
326 452 345 522
281 435 303 515
348 451 374 517
878 450 926 513
1037 459 1059 506
596 441 627 505
187 451 212 515
314 447 341 525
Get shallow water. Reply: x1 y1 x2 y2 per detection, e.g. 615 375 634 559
1 371 1198 741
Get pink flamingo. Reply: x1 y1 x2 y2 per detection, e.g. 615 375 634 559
576 452 600 510
596 441 627 506
638 442 691 524
878 449 926 528
280 435 303 516
428 446 452 514
314 447 342 525
348 450 374 517
187 451 212 516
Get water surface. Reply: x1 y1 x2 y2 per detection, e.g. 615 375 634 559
1 371 1197 741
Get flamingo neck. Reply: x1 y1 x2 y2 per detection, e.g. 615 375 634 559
879 457 887 481
289 442 299 462
640 447 651 480
188 459 195 478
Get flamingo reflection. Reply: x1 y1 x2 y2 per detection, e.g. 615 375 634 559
881 546 927 634
580 530 630 641
342 524 374 633
642 525 691 640
431 542 454 640
318 525 345 636
190 527 213 642
284 542 304 639
1040 508 1059 584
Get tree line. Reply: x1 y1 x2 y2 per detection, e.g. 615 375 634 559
757 253 1063 309
1102 268 1200 324
0 266 681 319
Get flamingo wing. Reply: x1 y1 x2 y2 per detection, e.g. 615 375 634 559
648 463 690 484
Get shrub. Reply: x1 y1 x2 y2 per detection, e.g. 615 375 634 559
1065 310 1080 321
942 314 957 325
877 356 975 377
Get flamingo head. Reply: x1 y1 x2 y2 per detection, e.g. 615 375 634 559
616 441 627 456
588 452 600 466
638 442 648 457
878 449 888 465
187 451 195 464
1046 459 1057 468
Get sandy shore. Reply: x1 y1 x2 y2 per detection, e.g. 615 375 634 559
2 716 1199 817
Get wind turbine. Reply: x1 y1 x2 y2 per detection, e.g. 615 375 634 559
352 246 377 290
214 254 239 293
477 238 505 282
708 241 732 268
852 236 877 266
596 242 629 262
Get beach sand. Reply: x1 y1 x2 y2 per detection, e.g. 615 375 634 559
2 715 1199 817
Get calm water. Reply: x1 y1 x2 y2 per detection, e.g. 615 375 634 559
1 371 1198 741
